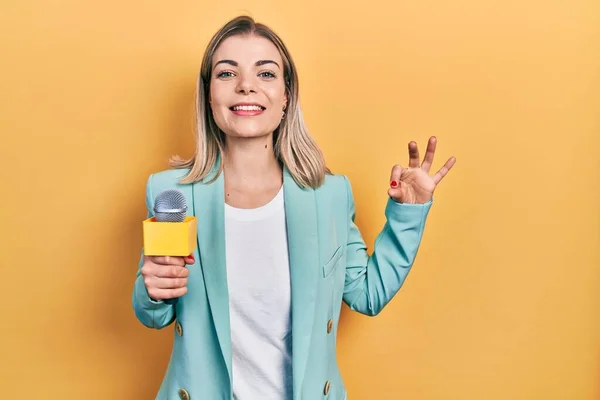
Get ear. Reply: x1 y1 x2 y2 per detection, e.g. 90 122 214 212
283 93 288 110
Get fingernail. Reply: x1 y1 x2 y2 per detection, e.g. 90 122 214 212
390 180 398 188
188 254 195 262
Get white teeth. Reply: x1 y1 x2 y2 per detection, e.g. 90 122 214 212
232 105 263 111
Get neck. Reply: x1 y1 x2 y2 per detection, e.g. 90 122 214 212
222 134 282 189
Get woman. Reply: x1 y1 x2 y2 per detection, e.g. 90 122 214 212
133 15 455 400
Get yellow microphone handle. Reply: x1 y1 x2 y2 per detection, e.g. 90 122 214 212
142 216 198 256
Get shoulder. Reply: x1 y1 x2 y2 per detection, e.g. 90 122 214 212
145 168 192 195
317 172 344 190
315 172 354 206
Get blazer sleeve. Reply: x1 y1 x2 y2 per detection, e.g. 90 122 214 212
342 175 432 316
132 174 176 329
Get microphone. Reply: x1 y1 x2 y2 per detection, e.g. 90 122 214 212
143 189 197 305
154 189 188 222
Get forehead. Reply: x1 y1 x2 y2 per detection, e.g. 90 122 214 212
213 34 283 66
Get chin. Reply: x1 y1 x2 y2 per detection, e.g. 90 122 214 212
226 124 279 139
235 131 268 138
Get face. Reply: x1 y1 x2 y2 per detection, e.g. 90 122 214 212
209 34 288 140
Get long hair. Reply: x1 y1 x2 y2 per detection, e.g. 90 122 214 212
170 15 329 188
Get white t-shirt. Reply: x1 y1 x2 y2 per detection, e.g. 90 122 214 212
224 186 293 400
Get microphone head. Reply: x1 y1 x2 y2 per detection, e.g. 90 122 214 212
153 189 187 222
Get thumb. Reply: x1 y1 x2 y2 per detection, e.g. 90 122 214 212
388 183 407 203
183 254 196 265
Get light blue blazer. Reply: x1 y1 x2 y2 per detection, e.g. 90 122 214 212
133 162 432 400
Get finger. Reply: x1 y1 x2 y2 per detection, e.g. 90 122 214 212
387 186 408 203
183 254 196 265
432 156 456 185
147 287 188 301
148 276 189 289
389 164 405 188
408 141 420 168
421 136 437 173
152 256 185 267
156 264 190 278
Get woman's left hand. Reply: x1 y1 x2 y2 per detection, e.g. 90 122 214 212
388 136 456 204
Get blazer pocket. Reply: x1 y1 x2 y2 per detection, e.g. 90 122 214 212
322 246 343 278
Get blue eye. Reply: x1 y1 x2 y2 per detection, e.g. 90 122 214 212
259 71 276 78
217 71 234 78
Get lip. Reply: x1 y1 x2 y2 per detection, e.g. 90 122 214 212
229 102 266 116
229 102 266 110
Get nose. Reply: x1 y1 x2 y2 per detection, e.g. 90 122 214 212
236 72 256 95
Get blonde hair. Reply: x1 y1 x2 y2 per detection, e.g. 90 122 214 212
170 15 329 188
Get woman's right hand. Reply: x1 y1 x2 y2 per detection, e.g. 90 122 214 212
141 255 195 301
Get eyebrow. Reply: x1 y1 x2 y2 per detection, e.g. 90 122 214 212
214 59 280 69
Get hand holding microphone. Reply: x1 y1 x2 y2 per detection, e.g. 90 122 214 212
141 254 194 302
142 189 198 304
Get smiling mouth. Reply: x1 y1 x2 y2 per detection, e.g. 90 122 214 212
229 105 266 111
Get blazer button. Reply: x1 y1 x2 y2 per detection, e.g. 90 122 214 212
178 388 190 400
175 321 183 337
327 319 333 334
323 380 331 395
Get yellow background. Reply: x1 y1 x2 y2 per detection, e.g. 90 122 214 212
1 0 598 398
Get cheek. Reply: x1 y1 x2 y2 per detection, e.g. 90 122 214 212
266 88 286 114
262 86 286 128
209 88 231 123
268 84 286 105
209 83 229 106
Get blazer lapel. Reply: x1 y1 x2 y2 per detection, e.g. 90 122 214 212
283 167 320 399
192 162 232 383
